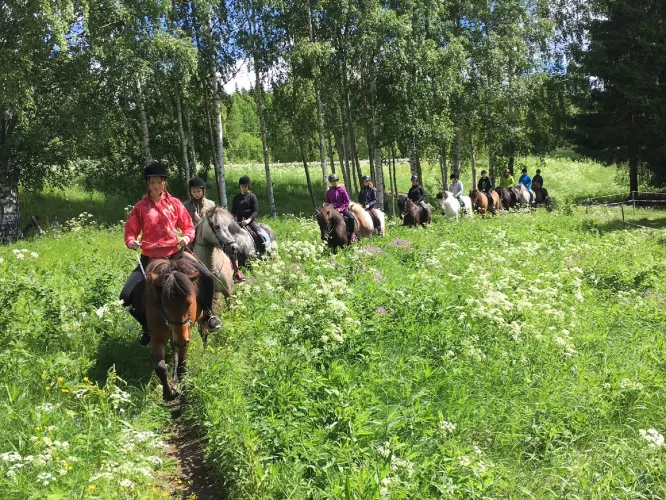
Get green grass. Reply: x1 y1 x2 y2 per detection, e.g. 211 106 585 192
5 155 664 498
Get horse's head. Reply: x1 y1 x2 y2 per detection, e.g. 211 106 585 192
146 257 200 334
316 204 333 226
203 207 239 250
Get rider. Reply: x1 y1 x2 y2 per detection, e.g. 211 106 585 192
231 175 271 251
120 161 221 346
449 173 468 214
183 176 215 227
408 174 428 217
358 175 376 210
477 170 496 213
532 168 549 200
325 173 356 242
519 167 535 205
499 168 517 204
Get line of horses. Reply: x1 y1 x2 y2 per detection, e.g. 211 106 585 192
439 183 551 219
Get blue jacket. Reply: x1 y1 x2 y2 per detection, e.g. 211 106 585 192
519 174 532 190
358 187 377 209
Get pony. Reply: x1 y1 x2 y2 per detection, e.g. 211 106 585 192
532 182 551 209
516 184 535 208
144 256 202 400
437 191 473 220
316 203 351 251
204 207 276 268
348 202 385 237
402 198 431 227
470 189 500 217
495 187 516 211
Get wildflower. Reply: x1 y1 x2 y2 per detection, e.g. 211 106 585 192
89 485 96 491
439 421 456 435
640 429 665 449
0 257 3 264
146 456 163 466
37 472 55 486
120 479 135 489
57 377 64 384
83 377 89 383
61 388 69 393
377 441 391 458
37 403 55 412
31 252 38 258
96 305 108 318
1 452 22 462
376 306 386 314
15 253 24 260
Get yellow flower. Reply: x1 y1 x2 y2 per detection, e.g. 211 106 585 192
35 426 41 431
57 377 64 384
68 466 72 471
45 386 51 391
55 457 60 461
83 377 89 382
152 488 158 495
61 389 69 393
89 485 96 491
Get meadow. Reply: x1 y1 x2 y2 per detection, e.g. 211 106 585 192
4 157 666 498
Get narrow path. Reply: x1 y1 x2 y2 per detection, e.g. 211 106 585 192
162 402 224 500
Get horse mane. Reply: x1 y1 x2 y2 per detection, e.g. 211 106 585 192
210 207 244 235
318 203 344 226
146 257 199 305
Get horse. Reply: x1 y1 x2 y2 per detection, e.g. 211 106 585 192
316 203 351 251
532 182 551 209
402 198 431 227
144 256 202 400
348 202 385 237
204 207 276 268
191 220 235 333
437 191 473 220
516 184 535 208
470 189 500 217
495 187 516 211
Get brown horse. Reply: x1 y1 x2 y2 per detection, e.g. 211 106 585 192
145 256 203 400
470 189 500 217
495 187 515 211
316 203 350 251
402 198 431 227
532 182 551 208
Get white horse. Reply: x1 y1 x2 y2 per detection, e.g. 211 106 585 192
516 185 535 208
438 191 473 220
348 202 385 238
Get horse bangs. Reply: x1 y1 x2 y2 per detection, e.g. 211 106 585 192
161 270 198 305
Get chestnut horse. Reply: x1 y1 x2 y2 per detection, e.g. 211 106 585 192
470 189 500 217
145 256 203 400
348 202 385 237
495 187 515 211
402 198 431 227
317 203 351 251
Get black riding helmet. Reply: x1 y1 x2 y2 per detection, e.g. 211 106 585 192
411 174 418 181
450 173 458 180
328 173 339 182
144 161 168 179
239 175 251 186
188 176 206 189
361 175 371 182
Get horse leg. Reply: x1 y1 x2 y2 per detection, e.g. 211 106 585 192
151 341 176 401
172 339 190 385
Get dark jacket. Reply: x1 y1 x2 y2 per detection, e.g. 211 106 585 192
408 185 426 203
231 192 259 222
358 187 377 209
533 174 543 186
477 176 493 193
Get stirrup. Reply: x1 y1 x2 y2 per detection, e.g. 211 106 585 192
207 315 221 331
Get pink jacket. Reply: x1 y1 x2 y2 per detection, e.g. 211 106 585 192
325 185 351 211
124 192 195 258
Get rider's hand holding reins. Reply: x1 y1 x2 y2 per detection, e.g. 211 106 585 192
128 240 141 250
177 236 190 247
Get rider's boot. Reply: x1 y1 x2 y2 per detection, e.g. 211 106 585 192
203 310 222 331
233 269 246 282
139 327 150 346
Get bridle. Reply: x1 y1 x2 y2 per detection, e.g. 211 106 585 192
157 303 192 328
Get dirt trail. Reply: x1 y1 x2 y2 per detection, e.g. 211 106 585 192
162 402 224 500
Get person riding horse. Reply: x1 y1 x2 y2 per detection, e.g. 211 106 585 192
358 175 382 231
230 176 271 280
532 169 550 201
477 170 496 214
325 174 356 242
519 168 535 205
408 175 429 220
120 161 221 346
498 169 517 204
183 176 215 227
449 173 468 215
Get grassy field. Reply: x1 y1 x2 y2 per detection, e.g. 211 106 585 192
5 156 666 498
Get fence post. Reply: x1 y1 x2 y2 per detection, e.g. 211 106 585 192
621 203 625 226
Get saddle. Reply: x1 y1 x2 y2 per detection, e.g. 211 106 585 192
242 225 268 254
368 209 381 229
343 212 359 233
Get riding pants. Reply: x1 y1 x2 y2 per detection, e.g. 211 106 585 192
245 220 270 247
341 209 355 238
119 253 216 331
454 194 466 211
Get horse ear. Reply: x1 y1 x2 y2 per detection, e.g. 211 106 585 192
147 272 159 283
189 271 200 282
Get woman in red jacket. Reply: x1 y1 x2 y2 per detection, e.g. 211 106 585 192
120 161 221 346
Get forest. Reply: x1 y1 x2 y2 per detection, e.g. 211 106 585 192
2 0 666 242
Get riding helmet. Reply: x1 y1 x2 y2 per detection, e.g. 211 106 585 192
505 169 510 174
481 170 487 175
411 174 418 181
450 173 458 180
361 175 371 182
239 175 251 186
328 173 339 182
144 160 168 179
188 176 206 189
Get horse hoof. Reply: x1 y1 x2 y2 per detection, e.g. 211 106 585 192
163 389 178 401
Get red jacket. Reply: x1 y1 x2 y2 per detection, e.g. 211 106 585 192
124 192 195 258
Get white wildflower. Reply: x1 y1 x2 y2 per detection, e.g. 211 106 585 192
15 253 24 260
37 472 54 486
37 403 55 412
640 429 665 449
377 441 391 458
119 479 135 488
30 252 38 259
146 456 162 466
95 305 108 318
439 421 456 435
1 451 22 462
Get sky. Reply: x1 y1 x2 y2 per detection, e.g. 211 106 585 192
223 60 253 93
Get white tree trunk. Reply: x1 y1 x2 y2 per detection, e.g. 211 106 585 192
210 69 227 208
184 101 197 173
136 78 151 163
174 81 190 184
454 128 461 174
0 183 21 244
371 64 384 210
253 60 276 218
470 135 477 188
307 0 328 194
439 144 448 191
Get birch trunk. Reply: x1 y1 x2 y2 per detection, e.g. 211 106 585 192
307 0 328 193
470 134 477 187
210 69 227 207
439 143 448 192
136 78 151 163
253 61 276 218
300 142 317 211
184 101 197 174
174 81 190 184
454 128 461 174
